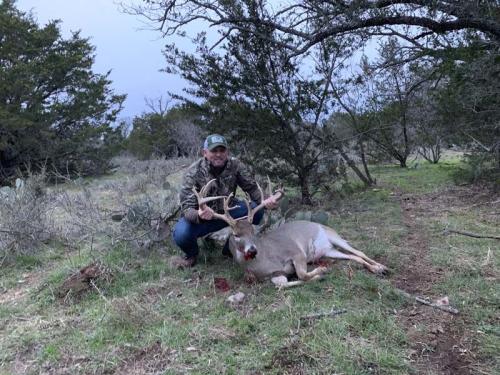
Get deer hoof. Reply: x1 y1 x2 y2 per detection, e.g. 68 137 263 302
370 263 389 275
317 266 328 274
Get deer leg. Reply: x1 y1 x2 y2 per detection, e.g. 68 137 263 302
323 248 386 275
271 275 304 288
293 258 328 281
325 229 388 273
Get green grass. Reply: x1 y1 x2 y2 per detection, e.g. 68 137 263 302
1 157 498 374
372 160 459 193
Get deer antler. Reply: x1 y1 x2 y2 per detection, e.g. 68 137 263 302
192 179 237 227
211 193 238 227
246 177 284 224
192 179 224 206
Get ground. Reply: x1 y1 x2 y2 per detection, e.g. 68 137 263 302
0 157 498 374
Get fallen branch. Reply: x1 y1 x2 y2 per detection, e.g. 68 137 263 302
444 229 500 240
395 288 459 315
300 308 347 321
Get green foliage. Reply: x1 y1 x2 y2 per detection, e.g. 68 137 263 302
126 105 203 159
452 152 500 185
436 47 499 177
164 22 350 204
127 113 175 159
0 0 125 183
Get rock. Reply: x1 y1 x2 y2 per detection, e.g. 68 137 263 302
0 186 14 201
111 213 125 222
227 292 245 304
434 296 449 306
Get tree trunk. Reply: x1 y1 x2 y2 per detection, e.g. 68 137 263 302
358 140 376 185
298 173 313 205
336 144 374 186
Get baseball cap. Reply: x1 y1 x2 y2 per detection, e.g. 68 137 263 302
204 134 228 151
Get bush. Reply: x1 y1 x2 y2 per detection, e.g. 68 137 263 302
452 153 500 188
0 172 57 260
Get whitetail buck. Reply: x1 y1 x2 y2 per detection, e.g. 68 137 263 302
193 180 388 288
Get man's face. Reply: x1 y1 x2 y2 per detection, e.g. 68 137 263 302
203 146 229 167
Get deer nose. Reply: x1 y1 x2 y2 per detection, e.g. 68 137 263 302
247 246 257 258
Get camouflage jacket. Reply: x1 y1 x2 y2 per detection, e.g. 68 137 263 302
179 157 261 223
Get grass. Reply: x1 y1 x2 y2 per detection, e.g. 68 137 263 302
0 155 498 374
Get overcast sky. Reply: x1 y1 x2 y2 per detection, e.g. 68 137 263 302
16 0 188 121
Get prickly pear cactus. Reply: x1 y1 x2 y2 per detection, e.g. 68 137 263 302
293 210 312 221
311 210 329 225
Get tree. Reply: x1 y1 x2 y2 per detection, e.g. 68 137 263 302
133 1 499 56
163 14 356 204
436 48 500 178
126 103 203 159
0 0 125 183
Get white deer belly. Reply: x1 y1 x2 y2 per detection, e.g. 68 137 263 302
308 227 331 261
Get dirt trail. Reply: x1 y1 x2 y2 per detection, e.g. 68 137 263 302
392 190 478 375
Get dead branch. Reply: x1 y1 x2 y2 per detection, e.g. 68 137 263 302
395 288 459 315
444 229 500 241
300 308 347 321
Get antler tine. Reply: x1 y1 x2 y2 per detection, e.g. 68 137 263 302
265 175 285 198
266 175 272 197
241 193 252 223
199 178 215 196
247 182 265 223
192 180 237 227
211 192 237 227
193 179 226 206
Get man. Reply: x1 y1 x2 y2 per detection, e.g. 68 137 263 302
172 134 278 268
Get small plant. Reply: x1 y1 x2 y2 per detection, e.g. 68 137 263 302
0 171 57 261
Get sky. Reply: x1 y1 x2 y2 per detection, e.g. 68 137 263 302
16 0 189 122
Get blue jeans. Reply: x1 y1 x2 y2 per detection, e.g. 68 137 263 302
173 200 264 258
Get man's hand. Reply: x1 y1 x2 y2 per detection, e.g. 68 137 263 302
198 205 215 220
262 196 279 210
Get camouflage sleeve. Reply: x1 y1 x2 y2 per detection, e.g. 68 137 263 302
235 160 262 204
179 165 200 223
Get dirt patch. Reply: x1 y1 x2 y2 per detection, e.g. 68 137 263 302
0 271 43 305
390 188 488 375
57 261 113 299
399 306 474 375
267 339 316 375
392 193 444 294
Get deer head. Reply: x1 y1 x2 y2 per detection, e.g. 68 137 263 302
193 178 284 261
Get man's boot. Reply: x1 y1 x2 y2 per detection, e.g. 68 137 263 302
170 255 197 269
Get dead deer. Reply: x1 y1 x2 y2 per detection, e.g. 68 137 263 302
193 180 388 288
